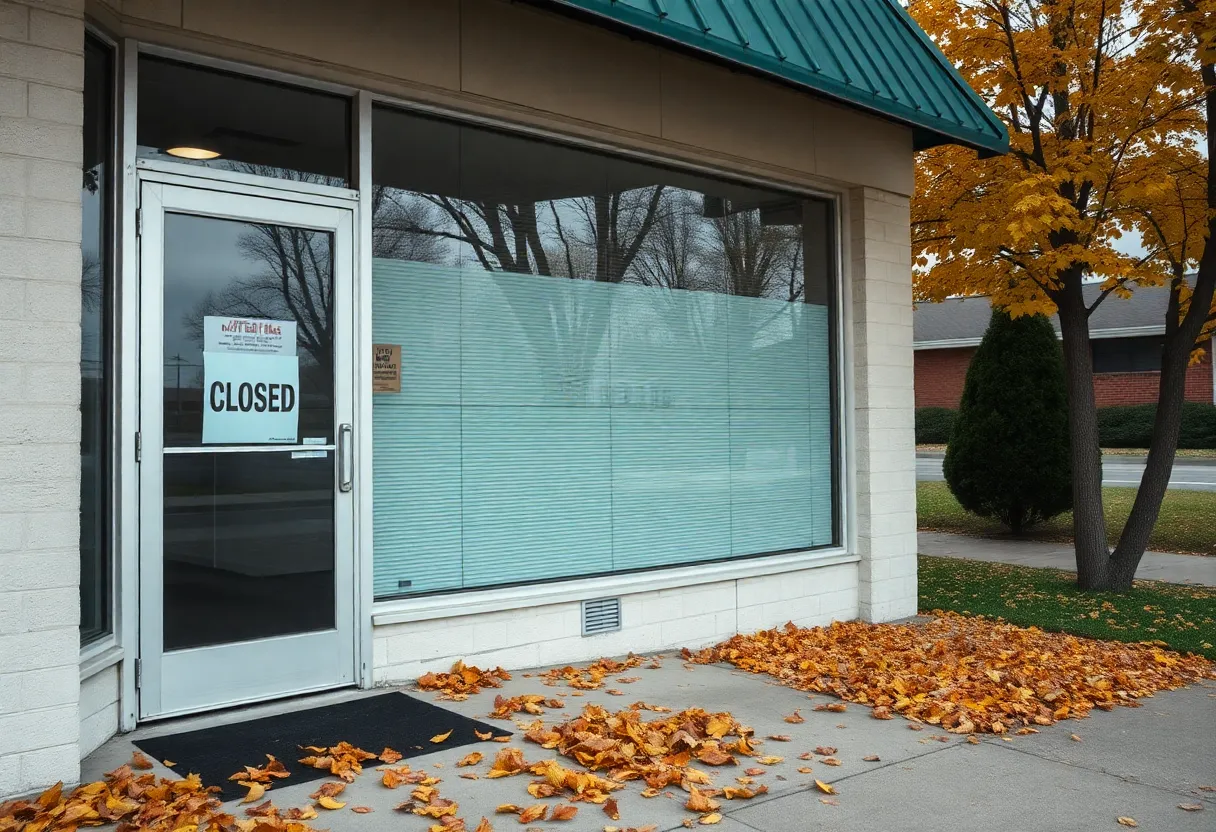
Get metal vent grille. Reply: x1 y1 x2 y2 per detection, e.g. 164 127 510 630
581 597 622 636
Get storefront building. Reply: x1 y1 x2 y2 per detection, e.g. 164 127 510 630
0 0 1007 796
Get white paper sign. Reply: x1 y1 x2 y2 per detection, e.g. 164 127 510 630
201 317 300 445
204 316 297 356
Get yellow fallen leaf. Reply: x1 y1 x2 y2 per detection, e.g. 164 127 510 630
814 780 836 795
797 767 813 774
457 752 483 767
350 806 373 813
431 729 454 744
1117 818 1138 828
475 729 493 740
317 796 347 810
756 756 783 765
240 782 266 804
699 813 722 825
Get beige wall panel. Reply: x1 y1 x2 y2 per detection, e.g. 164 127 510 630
120 0 180 27
659 52 818 178
460 0 662 138
811 97 914 196
181 0 460 91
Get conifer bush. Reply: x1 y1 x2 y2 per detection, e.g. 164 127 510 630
943 309 1072 533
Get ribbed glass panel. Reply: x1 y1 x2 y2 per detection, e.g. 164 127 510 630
807 304 834 543
729 407 816 555
372 258 836 597
610 407 732 571
460 407 613 588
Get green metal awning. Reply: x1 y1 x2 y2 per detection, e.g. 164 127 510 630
538 0 1009 155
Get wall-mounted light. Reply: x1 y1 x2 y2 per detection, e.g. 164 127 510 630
165 146 221 160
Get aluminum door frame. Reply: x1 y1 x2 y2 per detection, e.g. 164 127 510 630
137 178 357 720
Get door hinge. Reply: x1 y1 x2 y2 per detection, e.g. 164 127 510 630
134 658 142 690
135 430 142 463
136 207 142 237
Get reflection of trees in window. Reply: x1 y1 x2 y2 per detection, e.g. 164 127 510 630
186 224 333 384
705 206 804 301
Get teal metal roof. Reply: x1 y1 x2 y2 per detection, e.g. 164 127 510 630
541 0 1009 155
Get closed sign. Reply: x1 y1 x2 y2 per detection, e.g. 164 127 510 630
202 317 300 445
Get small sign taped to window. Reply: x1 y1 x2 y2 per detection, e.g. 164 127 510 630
373 343 401 394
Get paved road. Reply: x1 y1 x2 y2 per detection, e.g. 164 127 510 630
917 452 1216 491
919 531 1216 584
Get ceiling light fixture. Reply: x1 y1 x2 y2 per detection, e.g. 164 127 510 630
165 146 221 160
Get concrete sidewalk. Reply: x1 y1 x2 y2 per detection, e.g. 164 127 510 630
83 657 1216 832
919 531 1216 587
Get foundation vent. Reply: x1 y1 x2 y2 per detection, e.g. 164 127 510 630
581 597 622 636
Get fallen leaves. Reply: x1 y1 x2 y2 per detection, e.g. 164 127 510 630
490 694 564 719
431 729 454 744
603 798 621 820
687 616 1214 733
862 755 881 762
814 780 837 795
684 788 720 813
783 710 805 724
1117 817 1138 827
541 656 646 690
240 782 267 804
380 747 403 764
1178 803 1204 811
317 795 347 810
550 804 579 821
520 703 754 792
458 752 484 767
418 660 512 697
230 754 291 785
299 741 378 782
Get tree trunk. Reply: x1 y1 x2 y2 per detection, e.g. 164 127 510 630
1054 280 1109 589
1105 332 1191 588
1108 55 1216 591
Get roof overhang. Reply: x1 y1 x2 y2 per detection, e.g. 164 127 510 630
532 0 1009 156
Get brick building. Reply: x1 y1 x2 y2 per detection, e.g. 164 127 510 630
914 284 1216 409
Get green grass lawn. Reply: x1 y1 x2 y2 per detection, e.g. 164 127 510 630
917 481 1216 556
918 555 1216 659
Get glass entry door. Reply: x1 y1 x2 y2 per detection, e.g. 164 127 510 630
138 180 356 719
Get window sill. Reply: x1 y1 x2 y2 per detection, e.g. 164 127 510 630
371 548 859 627
80 641 124 681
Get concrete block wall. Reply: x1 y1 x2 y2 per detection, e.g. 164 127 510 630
373 563 859 684
79 666 119 758
0 0 85 798
849 187 919 622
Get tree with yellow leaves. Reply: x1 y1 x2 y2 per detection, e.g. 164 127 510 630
909 0 1214 590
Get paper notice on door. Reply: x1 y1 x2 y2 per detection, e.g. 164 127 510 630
204 316 297 356
202 351 300 444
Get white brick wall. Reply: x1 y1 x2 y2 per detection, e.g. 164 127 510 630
849 187 919 622
373 562 859 684
79 666 119 758
0 0 84 798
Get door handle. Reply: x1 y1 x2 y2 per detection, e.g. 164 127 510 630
338 423 353 493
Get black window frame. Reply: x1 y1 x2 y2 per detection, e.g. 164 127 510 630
81 32 117 646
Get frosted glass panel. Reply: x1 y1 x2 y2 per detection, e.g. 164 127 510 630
372 259 836 597
461 408 613 587
611 408 732 570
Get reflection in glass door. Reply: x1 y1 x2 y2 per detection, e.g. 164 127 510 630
138 181 356 719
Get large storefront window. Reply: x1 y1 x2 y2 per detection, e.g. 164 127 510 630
81 35 114 643
370 105 838 599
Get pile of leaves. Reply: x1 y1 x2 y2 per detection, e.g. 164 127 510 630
688 615 1215 733
418 661 512 699
539 656 648 690
0 758 313 832
522 703 759 790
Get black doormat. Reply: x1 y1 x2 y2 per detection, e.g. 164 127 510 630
135 692 507 799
